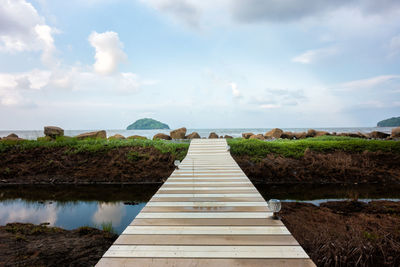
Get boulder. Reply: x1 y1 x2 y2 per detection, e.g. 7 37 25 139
108 134 125 140
76 130 107 140
44 126 64 139
2 133 24 141
391 127 400 138
153 133 171 140
306 129 317 137
294 132 307 139
281 131 294 139
127 135 147 140
315 130 329 137
265 128 283 139
170 127 187 139
242 133 254 139
186 132 200 139
224 135 233 139
209 132 219 139
369 131 390 139
249 134 265 140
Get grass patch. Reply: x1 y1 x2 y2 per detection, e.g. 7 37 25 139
228 136 400 158
0 137 189 159
100 222 116 234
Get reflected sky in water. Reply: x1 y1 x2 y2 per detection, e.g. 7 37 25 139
0 200 146 234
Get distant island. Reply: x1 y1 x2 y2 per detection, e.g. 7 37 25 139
126 118 170 130
377 117 400 127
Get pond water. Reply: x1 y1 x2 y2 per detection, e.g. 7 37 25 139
1 184 399 234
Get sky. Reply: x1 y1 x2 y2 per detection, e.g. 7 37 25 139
0 0 400 130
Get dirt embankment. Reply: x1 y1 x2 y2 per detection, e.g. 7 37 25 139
280 201 400 266
1 148 400 184
0 223 117 266
234 151 400 184
0 146 178 184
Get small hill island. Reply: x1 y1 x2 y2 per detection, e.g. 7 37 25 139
377 117 400 127
126 118 170 130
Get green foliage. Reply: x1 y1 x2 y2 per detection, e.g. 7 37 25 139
100 222 116 234
0 137 189 159
228 136 400 159
127 118 170 130
377 116 400 127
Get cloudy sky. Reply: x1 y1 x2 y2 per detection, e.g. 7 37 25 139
1 0 400 130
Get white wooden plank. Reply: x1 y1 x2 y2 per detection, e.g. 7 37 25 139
136 212 271 219
122 226 288 235
146 202 267 207
152 194 261 198
103 245 309 259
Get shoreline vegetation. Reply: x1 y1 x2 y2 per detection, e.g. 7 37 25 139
0 126 400 184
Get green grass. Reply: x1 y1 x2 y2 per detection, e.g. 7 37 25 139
228 136 400 158
0 136 189 159
100 222 116 234
1 136 399 159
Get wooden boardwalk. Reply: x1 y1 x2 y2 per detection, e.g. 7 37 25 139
97 139 315 266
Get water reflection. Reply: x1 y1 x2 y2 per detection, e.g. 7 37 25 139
92 203 126 227
0 200 58 226
1 183 399 234
0 199 146 234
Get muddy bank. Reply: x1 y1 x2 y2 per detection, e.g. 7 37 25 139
0 223 117 266
1 148 400 184
280 201 400 266
0 146 178 184
234 151 400 184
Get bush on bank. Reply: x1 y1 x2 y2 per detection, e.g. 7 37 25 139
1 136 399 159
227 136 400 158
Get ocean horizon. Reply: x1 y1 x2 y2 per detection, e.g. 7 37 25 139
0 127 396 140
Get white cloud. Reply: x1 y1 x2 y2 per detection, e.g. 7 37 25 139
389 35 400 57
0 0 57 65
292 47 338 64
229 82 241 98
140 0 400 26
88 31 127 75
338 75 400 91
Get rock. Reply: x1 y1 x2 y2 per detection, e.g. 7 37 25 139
153 133 172 140
127 135 147 140
209 132 219 139
186 132 200 139
315 130 329 137
44 126 64 139
76 130 107 140
7 133 18 138
369 131 390 139
249 134 265 140
306 129 317 137
294 132 307 139
2 133 24 141
170 127 187 139
265 128 283 139
224 135 233 139
108 134 125 140
391 127 400 138
281 131 294 139
242 133 254 139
